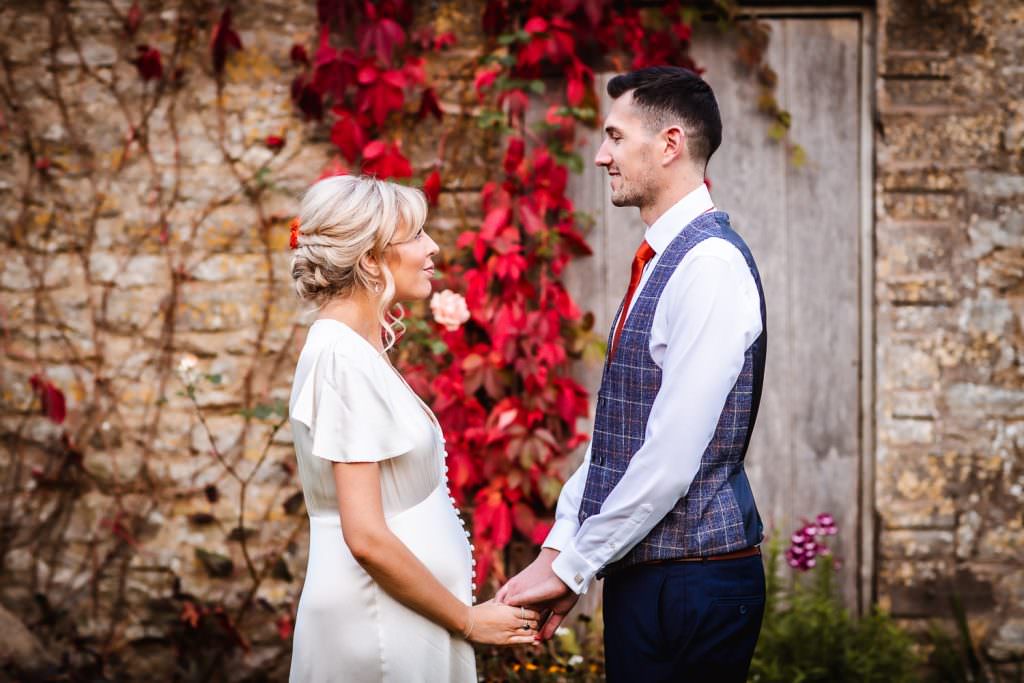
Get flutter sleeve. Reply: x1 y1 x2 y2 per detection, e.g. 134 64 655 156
290 346 414 463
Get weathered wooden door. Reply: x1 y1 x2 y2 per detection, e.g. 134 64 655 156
565 12 872 607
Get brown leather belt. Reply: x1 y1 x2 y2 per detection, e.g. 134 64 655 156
644 546 761 565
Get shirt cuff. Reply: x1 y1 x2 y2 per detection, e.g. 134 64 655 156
551 541 599 595
542 518 579 552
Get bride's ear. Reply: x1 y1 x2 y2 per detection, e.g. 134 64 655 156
360 252 383 280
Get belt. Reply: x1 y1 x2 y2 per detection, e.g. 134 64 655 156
643 546 761 565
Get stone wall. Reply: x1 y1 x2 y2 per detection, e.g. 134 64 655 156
1 0 1022 678
875 0 1024 666
0 1 489 678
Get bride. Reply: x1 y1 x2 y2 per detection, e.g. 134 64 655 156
287 175 539 682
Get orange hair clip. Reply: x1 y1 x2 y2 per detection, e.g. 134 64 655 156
289 217 300 249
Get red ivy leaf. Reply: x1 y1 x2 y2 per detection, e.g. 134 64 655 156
422 170 441 206
358 13 405 65
292 75 324 120
181 601 202 628
290 43 309 66
124 1 142 35
362 140 412 179
482 0 507 36
524 17 548 34
418 88 443 121
503 137 524 175
473 67 500 99
265 134 285 151
356 67 406 127
329 108 367 163
210 7 243 76
276 615 293 640
434 31 456 50
28 374 66 424
134 45 163 81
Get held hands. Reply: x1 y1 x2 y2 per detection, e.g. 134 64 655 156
462 600 540 645
496 548 580 641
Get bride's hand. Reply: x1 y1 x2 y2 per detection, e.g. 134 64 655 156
463 600 540 645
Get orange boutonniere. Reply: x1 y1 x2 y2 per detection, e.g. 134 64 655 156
289 217 300 249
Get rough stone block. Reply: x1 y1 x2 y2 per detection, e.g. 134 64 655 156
946 383 1024 419
876 223 957 278
878 112 1004 167
880 275 958 305
881 417 935 445
89 252 171 288
890 390 938 419
879 342 941 390
881 192 964 222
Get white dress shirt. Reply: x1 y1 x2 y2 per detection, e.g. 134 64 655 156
544 184 763 594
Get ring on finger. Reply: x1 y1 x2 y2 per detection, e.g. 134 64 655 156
519 606 526 620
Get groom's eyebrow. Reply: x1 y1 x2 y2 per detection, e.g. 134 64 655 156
605 125 622 136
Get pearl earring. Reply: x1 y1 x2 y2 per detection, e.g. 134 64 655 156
373 282 382 293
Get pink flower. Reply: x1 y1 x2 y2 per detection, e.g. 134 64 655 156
785 513 840 572
430 290 470 331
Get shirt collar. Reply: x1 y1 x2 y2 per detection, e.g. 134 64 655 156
644 183 715 255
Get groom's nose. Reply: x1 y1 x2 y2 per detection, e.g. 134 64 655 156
595 141 612 167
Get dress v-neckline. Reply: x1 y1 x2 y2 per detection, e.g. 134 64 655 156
313 318 444 435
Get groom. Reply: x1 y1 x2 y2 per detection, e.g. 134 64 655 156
498 66 768 682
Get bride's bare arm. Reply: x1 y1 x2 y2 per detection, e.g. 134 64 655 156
332 461 539 645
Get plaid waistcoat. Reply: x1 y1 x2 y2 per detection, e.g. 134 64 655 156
579 211 767 574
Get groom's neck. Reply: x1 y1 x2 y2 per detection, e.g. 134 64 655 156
640 173 707 227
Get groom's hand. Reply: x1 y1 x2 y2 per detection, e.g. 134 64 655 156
498 548 579 641
496 547 560 605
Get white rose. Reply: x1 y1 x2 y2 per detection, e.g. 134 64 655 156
430 289 470 331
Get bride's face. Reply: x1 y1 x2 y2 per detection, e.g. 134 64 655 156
385 222 439 302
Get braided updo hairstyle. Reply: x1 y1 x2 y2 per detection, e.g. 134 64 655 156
290 175 428 351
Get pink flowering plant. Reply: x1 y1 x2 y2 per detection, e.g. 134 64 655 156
785 512 839 571
750 513 920 682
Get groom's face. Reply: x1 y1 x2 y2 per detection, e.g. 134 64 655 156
595 91 658 209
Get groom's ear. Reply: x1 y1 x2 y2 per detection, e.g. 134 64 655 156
661 125 686 166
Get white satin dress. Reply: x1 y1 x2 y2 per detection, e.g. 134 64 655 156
288 319 476 683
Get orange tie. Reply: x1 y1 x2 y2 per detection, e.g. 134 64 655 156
609 240 656 362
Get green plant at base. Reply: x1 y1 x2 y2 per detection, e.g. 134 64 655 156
750 535 921 683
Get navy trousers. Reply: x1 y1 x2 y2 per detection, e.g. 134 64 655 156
603 555 766 683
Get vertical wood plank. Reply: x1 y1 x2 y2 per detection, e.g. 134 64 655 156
783 18 862 604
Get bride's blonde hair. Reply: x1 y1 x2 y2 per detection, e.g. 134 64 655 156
290 175 427 352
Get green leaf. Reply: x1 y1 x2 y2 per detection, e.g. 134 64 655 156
538 475 563 508
790 145 807 168
429 339 449 355
767 122 787 141
195 547 233 578
528 79 546 95
205 373 222 385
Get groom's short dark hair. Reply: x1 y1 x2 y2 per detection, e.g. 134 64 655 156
607 66 722 168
